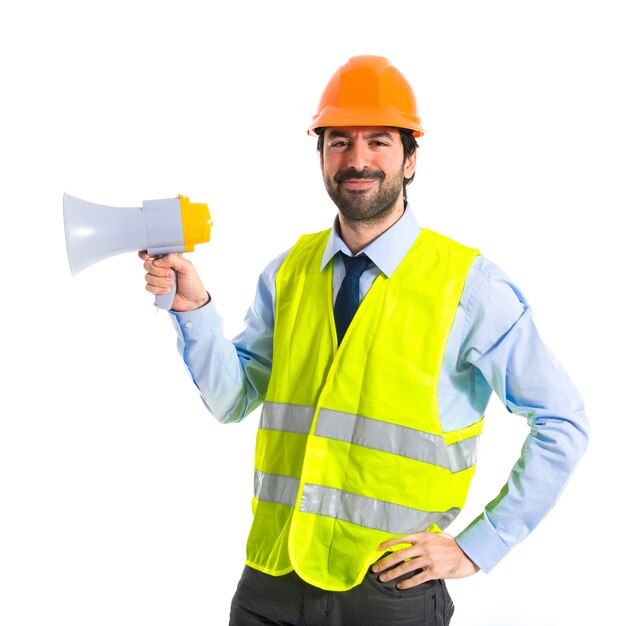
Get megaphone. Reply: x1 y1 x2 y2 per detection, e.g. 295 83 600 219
63 193 212 309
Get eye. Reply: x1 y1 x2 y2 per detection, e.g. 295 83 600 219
329 140 350 149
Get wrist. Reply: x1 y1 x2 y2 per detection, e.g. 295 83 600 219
173 291 211 312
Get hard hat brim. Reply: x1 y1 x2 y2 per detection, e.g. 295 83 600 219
307 105 425 138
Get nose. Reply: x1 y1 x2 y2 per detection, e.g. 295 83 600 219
345 139 369 171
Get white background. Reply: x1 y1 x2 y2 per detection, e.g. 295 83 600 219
1 1 624 624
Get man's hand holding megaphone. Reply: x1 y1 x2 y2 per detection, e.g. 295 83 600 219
139 251 210 312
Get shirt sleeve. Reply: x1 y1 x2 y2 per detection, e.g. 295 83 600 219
168 250 288 423
454 258 590 572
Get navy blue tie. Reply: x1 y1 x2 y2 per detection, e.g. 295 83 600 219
334 252 369 345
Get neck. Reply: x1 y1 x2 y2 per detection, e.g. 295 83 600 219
337 199 405 255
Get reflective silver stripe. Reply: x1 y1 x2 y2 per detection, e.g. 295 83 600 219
260 402 479 472
447 436 480 473
300 484 461 534
254 470 299 507
315 408 478 473
260 402 315 434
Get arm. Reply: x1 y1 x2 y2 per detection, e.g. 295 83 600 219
374 258 590 585
454 276 590 571
140 250 287 423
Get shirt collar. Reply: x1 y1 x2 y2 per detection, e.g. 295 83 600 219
320 204 421 277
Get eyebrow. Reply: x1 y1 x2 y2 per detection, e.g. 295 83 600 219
327 130 395 141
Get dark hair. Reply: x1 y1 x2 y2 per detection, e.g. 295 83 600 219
316 128 419 197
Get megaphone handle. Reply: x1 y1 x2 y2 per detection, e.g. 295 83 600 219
154 256 177 310
155 276 177 309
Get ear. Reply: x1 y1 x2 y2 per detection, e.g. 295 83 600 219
403 148 417 180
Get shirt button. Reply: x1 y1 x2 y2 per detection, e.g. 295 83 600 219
184 322 193 329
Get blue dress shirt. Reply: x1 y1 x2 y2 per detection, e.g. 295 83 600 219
170 206 589 573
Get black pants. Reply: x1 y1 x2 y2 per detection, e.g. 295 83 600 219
229 565 454 626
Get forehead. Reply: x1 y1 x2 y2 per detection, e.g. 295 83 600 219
325 126 401 140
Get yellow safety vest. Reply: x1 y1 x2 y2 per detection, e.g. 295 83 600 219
246 227 482 591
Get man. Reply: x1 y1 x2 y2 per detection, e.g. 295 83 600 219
141 56 589 625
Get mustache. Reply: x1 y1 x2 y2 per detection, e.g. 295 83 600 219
334 168 385 183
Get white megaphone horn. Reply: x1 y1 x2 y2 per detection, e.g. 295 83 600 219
63 193 212 309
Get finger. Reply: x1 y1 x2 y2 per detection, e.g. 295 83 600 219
145 280 175 296
372 550 408 573
378 555 427 582
377 533 420 551
372 544 420 572
395 567 434 590
155 252 185 268
144 261 174 279
144 271 175 292
146 254 179 276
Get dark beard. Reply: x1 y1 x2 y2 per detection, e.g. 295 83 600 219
324 168 404 226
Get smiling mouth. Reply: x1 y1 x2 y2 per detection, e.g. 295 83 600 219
341 179 377 190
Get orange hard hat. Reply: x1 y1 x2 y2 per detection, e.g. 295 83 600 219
307 55 424 137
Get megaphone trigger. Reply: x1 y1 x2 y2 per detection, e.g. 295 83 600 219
63 193 212 310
